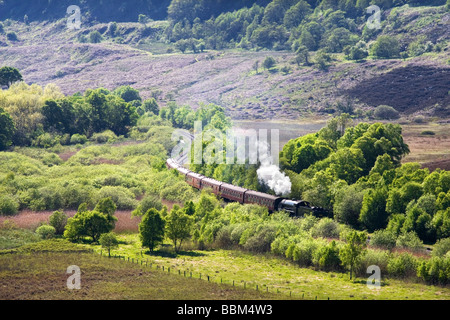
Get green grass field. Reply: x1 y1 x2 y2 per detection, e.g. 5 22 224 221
85 234 450 300
0 239 276 300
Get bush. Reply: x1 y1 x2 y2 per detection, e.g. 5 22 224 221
387 253 418 278
70 134 88 145
421 130 436 136
433 238 450 258
91 130 118 144
242 225 277 253
0 195 19 215
370 229 397 250
94 186 137 210
6 32 18 41
374 105 400 120
417 256 449 285
354 249 391 277
291 238 323 266
36 225 56 239
370 35 400 59
132 194 163 217
313 240 341 271
215 225 234 249
396 231 424 252
49 211 68 235
310 218 341 239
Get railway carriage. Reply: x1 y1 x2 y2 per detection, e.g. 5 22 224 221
186 172 205 189
244 190 280 212
201 177 222 195
219 183 247 204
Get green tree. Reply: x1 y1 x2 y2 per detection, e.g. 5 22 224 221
139 208 166 252
89 30 103 43
0 107 15 150
113 86 141 103
295 45 310 66
49 210 68 235
370 35 400 59
142 98 159 115
360 188 388 232
262 56 276 70
339 230 368 279
166 205 194 252
0 66 23 88
99 232 119 257
314 50 332 71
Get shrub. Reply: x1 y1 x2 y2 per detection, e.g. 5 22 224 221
36 225 56 239
132 194 163 217
91 130 118 144
93 186 137 210
70 134 88 145
215 225 234 249
310 218 341 239
0 195 19 215
421 130 436 136
242 225 277 253
387 253 418 278
314 240 342 271
433 238 450 258
49 211 68 235
370 229 397 250
291 238 322 266
42 153 63 167
417 256 449 285
396 231 424 252
370 35 400 59
354 248 390 276
6 31 18 41
374 105 400 120
89 30 103 43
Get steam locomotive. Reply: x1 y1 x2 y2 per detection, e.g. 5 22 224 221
166 158 328 217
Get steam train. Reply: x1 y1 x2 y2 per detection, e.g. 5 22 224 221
166 158 328 217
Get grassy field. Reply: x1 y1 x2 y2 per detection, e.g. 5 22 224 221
83 233 450 300
0 240 276 300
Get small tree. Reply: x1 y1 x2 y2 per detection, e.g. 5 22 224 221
49 210 68 235
263 56 276 70
374 105 400 120
339 230 368 280
0 66 23 88
138 14 148 25
99 233 119 257
370 35 400 59
88 31 103 43
165 205 193 252
295 45 310 66
314 51 332 71
139 208 165 252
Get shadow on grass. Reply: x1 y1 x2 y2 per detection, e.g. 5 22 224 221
144 246 206 258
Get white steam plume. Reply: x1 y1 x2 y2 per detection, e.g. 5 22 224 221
256 140 291 196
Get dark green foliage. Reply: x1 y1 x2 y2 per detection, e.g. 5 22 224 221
0 66 22 88
88 31 103 43
370 36 400 59
49 211 68 235
0 107 15 150
0 194 19 215
374 105 400 120
360 188 388 232
113 86 141 103
64 199 117 243
370 229 397 250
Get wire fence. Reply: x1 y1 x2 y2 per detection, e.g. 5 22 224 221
97 250 330 300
